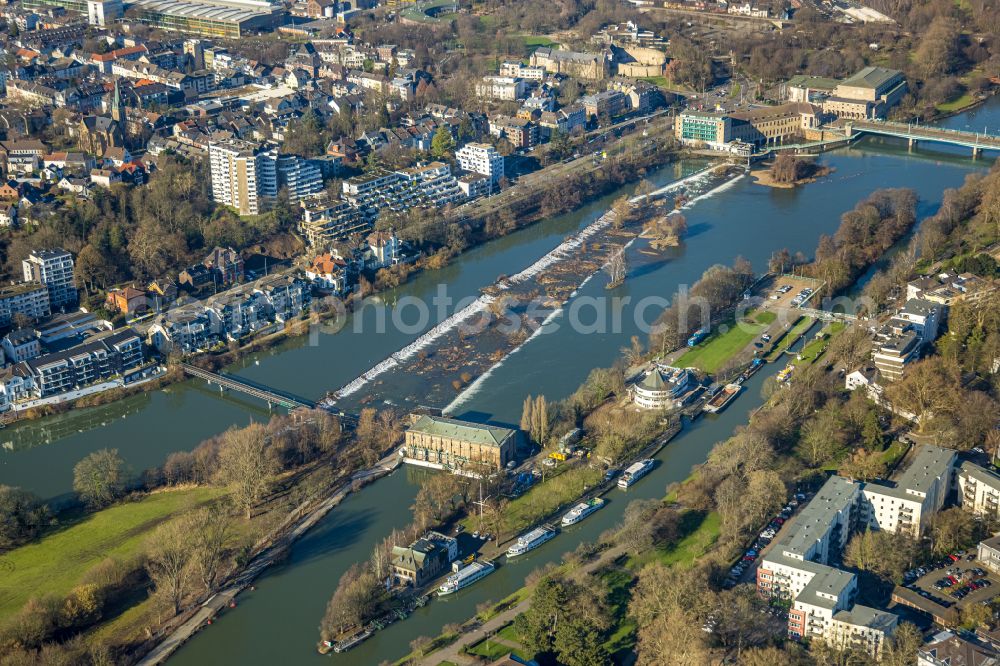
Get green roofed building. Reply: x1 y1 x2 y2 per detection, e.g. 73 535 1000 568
403 414 518 473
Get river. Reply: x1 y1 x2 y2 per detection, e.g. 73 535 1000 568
3 98 999 663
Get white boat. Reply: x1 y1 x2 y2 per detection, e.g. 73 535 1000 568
618 459 655 489
562 497 606 526
506 526 558 557
438 560 495 596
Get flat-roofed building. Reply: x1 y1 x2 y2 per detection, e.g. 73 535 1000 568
0 283 50 327
959 462 1000 520
127 0 284 38
822 66 907 120
403 414 518 473
475 76 527 101
729 102 821 148
674 110 731 149
860 444 956 537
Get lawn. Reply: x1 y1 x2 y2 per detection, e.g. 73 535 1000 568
881 441 910 469
521 35 558 48
0 487 224 620
676 319 766 374
467 635 526 661
730 82 742 99
766 316 815 361
627 511 721 570
797 321 845 365
463 466 602 535
640 76 670 88
937 93 977 113
754 311 777 325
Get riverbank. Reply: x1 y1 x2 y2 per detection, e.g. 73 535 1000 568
135 453 402 666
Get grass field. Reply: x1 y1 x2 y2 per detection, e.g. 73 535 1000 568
521 35 557 47
0 487 224 620
627 511 721 570
462 466 602 535
766 316 815 361
676 317 767 374
937 93 977 113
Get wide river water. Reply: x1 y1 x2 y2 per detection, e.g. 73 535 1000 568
3 98 999 664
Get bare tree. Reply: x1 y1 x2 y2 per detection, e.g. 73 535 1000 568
188 508 232 593
216 423 275 519
146 519 193 614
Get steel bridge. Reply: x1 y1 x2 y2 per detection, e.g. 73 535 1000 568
181 363 316 411
844 120 1000 156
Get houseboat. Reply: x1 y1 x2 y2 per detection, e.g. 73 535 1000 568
562 498 606 526
777 364 794 383
618 459 655 489
438 560 496 596
703 384 742 413
506 526 558 557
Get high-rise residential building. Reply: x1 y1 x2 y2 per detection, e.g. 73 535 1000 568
22 249 77 309
0 283 51 327
455 143 504 185
87 0 123 25
209 141 277 216
276 154 323 202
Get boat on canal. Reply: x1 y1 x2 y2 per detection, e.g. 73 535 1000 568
506 525 558 556
703 384 742 413
438 560 496 596
618 459 655 489
561 498 605 526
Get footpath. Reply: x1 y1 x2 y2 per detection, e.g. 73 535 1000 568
136 453 402 666
417 544 627 666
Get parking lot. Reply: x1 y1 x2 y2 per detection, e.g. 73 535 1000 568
762 275 825 311
723 491 812 588
903 552 999 611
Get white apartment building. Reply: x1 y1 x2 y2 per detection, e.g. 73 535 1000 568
499 62 546 81
87 0 123 25
757 447 956 661
860 445 955 537
0 283 51 327
209 140 277 216
275 154 323 202
475 76 527 101
455 142 504 185
22 249 77 309
959 462 1000 520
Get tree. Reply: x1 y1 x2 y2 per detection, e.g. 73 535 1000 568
880 622 922 666
187 508 232 593
838 449 886 482
0 486 49 550
843 529 916 584
145 518 193 614
430 127 455 159
215 423 275 519
885 357 961 433
73 449 128 508
914 16 962 77
320 563 386 640
611 196 632 229
930 507 975 556
514 575 610 665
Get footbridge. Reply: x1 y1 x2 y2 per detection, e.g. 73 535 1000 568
797 307 857 323
181 363 316 411
844 120 1000 156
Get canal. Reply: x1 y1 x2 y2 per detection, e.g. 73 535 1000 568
165 101 997 665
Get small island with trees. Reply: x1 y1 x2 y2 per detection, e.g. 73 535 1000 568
752 153 833 189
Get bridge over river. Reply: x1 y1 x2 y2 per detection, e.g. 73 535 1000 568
180 363 316 411
844 119 1000 156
